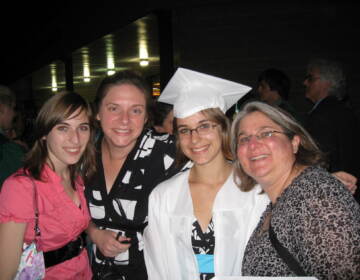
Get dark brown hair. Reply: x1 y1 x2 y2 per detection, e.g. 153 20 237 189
24 91 96 188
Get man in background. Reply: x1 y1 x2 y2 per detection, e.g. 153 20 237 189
0 85 24 187
257 68 303 123
304 59 360 201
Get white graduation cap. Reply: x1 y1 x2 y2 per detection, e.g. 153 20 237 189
158 67 251 118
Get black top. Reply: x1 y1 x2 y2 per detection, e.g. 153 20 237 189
276 99 305 125
192 219 215 280
306 96 360 176
305 96 360 202
85 129 179 279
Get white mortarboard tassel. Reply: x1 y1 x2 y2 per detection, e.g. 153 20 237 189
158 67 252 118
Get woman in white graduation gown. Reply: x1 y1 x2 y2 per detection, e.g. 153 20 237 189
143 68 269 280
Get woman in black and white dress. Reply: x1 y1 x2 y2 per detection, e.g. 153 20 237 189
85 70 180 280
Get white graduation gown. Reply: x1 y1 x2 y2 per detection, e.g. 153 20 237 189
143 168 269 280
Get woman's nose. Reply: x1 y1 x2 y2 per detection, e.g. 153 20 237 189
119 111 129 124
69 129 80 144
190 129 201 144
248 135 261 149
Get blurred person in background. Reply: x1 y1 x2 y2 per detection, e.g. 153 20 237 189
152 101 174 134
303 58 360 201
0 85 25 187
257 68 303 123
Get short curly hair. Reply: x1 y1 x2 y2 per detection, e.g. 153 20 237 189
307 58 346 100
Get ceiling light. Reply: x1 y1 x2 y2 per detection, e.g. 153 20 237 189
82 48 91 83
140 59 149 67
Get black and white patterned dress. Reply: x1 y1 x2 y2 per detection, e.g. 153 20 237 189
192 219 215 280
85 129 180 280
242 166 360 279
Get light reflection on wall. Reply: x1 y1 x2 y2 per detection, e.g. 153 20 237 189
82 47 91 82
137 20 149 67
50 63 58 92
105 34 116 75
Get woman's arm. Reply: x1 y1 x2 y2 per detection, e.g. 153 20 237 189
86 221 130 257
0 221 26 280
332 171 357 194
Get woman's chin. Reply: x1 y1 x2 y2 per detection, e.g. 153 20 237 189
246 167 271 183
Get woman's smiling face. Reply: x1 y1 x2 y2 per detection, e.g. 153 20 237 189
45 108 90 171
177 111 223 166
236 111 300 186
97 84 147 150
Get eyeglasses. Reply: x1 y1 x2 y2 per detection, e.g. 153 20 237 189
237 130 287 146
304 74 321 83
177 122 218 137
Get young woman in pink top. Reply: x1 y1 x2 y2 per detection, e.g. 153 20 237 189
0 92 96 279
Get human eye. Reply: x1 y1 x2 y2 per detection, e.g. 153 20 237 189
79 124 90 132
131 107 144 115
238 135 250 145
56 125 68 132
178 128 190 135
198 122 211 132
107 104 119 113
258 130 274 139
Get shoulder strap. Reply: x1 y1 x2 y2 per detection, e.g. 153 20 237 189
29 178 41 239
268 223 306 276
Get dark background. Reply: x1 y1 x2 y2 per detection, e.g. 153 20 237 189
1 1 359 115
